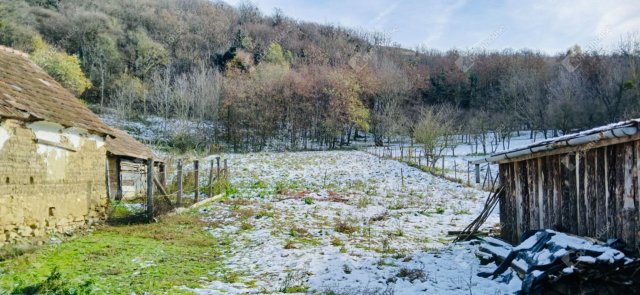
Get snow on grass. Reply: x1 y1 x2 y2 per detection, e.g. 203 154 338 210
186 151 520 294
364 131 554 189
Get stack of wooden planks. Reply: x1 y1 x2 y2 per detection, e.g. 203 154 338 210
477 230 640 294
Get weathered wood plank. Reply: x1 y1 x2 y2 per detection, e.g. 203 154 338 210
509 162 518 243
615 144 625 240
595 147 607 240
636 141 640 253
552 155 562 231
577 152 587 236
606 145 618 239
622 142 636 250
494 132 640 164
560 153 577 233
585 149 597 237
542 156 552 228
527 159 539 230
519 161 530 237
499 164 515 243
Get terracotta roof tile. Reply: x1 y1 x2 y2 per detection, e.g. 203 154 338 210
0 45 113 135
106 128 161 161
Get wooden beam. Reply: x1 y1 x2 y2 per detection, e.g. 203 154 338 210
146 158 154 222
116 158 123 201
495 133 640 164
34 138 77 152
177 159 183 207
194 160 200 202
153 175 174 209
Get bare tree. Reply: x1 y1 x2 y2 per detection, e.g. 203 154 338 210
414 105 458 168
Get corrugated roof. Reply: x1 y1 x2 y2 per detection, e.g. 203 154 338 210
472 118 640 164
0 45 113 135
106 128 162 161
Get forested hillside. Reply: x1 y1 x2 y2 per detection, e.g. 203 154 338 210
1 0 639 151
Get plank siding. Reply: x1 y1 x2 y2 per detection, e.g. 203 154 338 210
519 161 530 238
622 143 636 249
595 147 607 239
499 164 513 243
577 152 586 236
606 145 617 239
500 140 640 254
527 159 539 230
585 150 597 237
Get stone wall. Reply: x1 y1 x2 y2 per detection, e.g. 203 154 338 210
0 119 108 246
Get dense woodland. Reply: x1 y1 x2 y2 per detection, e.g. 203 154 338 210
1 0 639 152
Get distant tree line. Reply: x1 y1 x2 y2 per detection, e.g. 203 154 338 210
1 0 639 152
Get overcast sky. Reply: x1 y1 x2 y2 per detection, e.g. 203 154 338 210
221 0 640 54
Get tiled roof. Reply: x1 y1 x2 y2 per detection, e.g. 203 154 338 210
0 45 113 135
106 128 162 161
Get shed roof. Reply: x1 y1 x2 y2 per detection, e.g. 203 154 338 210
472 118 640 164
0 45 113 135
106 128 162 162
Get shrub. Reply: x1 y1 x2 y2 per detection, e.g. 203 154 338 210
11 267 93 295
303 197 314 205
334 218 359 235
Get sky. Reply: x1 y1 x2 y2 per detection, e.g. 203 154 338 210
221 0 640 54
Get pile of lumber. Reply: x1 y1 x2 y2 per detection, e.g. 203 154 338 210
478 230 640 294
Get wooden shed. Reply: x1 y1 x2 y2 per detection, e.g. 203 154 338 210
473 120 640 253
105 128 164 200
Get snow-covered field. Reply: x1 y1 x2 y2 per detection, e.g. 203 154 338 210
364 131 556 189
186 151 520 294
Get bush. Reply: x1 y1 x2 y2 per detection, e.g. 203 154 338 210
303 197 314 205
334 218 359 235
11 267 93 295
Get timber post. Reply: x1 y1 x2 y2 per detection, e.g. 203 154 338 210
216 156 221 179
177 159 183 207
159 163 166 187
224 159 228 180
475 163 481 184
146 158 154 222
194 160 200 202
208 159 214 197
116 158 123 201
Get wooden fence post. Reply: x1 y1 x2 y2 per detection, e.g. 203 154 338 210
475 163 481 184
194 160 200 202
216 157 221 180
454 160 457 179
224 159 228 180
159 163 166 187
146 158 154 221
116 158 123 201
177 159 183 207
208 159 215 197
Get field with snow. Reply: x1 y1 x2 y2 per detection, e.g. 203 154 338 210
364 131 554 189
186 151 520 294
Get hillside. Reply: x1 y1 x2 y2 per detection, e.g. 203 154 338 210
1 0 639 152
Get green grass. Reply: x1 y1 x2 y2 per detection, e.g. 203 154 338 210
0 213 227 294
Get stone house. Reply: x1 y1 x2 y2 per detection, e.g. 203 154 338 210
0 45 115 246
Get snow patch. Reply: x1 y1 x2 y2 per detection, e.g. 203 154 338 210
89 134 105 149
0 124 9 151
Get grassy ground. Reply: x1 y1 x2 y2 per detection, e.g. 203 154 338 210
0 212 228 295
